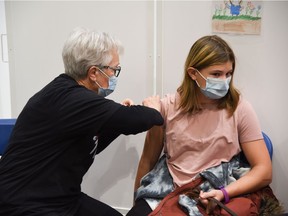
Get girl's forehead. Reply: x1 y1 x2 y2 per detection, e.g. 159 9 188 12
205 62 233 72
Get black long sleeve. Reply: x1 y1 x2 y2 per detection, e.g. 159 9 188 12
96 105 163 153
103 105 163 135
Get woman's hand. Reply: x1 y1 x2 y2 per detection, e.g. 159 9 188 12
142 95 161 112
122 98 134 106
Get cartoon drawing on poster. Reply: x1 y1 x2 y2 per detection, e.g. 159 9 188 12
212 0 263 35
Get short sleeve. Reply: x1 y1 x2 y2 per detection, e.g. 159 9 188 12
237 98 263 143
160 93 177 126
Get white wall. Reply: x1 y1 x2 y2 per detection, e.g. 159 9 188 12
4 0 288 214
0 0 11 118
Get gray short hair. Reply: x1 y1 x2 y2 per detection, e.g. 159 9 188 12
62 27 123 80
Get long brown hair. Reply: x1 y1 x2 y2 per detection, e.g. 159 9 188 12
177 35 240 116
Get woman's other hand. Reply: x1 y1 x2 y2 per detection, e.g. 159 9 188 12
122 98 134 106
142 95 161 112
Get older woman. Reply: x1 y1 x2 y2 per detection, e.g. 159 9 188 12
0 27 163 216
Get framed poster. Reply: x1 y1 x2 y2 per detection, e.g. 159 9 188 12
212 0 263 35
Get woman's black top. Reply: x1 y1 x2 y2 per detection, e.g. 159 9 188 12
0 74 163 215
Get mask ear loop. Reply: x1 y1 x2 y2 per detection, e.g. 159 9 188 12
97 67 110 79
194 69 207 89
196 69 207 81
195 80 201 88
94 67 110 89
95 80 101 88
94 70 103 89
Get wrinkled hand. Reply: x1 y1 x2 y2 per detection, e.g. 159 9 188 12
142 95 161 112
122 98 134 106
199 190 224 214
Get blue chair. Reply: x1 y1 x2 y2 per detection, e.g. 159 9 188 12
262 131 273 160
240 131 273 165
0 118 17 156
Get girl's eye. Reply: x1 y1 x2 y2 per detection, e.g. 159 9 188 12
226 72 233 77
212 73 221 77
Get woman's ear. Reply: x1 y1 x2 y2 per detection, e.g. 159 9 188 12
87 66 98 81
187 67 198 80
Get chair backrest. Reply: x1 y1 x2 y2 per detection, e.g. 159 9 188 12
0 119 17 156
240 131 273 164
262 131 273 160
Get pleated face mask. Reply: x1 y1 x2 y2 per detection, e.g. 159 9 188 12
97 75 117 97
196 70 231 100
95 69 118 97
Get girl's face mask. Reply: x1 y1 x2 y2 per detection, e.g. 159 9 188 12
195 70 231 100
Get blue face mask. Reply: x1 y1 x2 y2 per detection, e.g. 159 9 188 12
196 70 231 99
95 70 117 97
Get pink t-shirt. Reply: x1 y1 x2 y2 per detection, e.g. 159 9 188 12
160 93 263 187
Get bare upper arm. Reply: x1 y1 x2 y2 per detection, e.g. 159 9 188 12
241 138 272 170
141 125 164 169
133 125 164 191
